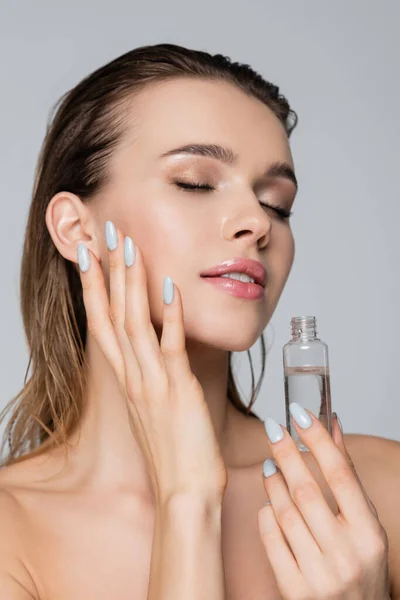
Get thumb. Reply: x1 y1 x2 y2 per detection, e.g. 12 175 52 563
332 412 379 518
332 412 355 468
332 412 346 453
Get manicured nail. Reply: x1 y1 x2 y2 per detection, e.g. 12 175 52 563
163 276 174 304
289 402 312 429
264 417 284 443
124 236 135 267
105 221 118 251
77 243 90 272
263 458 277 478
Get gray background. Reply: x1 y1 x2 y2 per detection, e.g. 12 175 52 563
1 1 399 444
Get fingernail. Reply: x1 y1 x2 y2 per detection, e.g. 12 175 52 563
264 417 284 443
124 236 135 267
163 276 174 304
105 221 118 251
77 243 90 272
265 500 271 506
263 458 277 478
333 412 343 434
289 402 312 429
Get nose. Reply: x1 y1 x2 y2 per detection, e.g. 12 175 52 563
221 197 272 250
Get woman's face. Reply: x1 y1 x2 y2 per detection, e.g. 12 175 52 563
97 78 297 352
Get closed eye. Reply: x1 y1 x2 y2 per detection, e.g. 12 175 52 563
172 179 293 220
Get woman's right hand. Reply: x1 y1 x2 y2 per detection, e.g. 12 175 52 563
76 221 228 507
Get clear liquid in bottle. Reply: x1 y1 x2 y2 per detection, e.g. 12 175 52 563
283 317 332 451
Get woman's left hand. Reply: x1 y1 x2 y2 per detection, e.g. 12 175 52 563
258 405 390 599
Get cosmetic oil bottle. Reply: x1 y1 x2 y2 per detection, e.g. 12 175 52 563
283 316 332 451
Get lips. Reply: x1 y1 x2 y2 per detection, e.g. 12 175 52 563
200 258 267 288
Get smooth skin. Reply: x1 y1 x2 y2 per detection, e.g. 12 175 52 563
0 78 399 599
79 226 228 599
259 409 390 598
77 228 228 506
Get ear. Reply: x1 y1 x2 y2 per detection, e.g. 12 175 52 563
45 192 100 271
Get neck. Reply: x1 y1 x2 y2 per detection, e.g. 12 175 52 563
58 331 247 497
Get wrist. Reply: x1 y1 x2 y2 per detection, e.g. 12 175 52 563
158 492 223 530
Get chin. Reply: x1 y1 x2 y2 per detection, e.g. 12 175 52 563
186 319 266 353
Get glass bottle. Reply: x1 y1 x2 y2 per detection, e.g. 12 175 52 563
283 316 332 451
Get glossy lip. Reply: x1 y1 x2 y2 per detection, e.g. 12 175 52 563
200 258 267 288
201 276 265 300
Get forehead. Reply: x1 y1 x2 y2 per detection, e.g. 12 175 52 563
121 78 293 167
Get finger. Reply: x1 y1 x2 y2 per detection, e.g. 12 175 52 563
288 403 377 526
332 412 379 519
258 502 307 598
264 418 341 551
159 280 193 387
106 223 142 397
124 237 166 385
262 458 325 580
77 242 125 385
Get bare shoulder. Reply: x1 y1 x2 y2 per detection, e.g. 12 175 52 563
344 432 400 598
0 483 40 599
343 431 400 480
343 432 400 510
0 456 54 599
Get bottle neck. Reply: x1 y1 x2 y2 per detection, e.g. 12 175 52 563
291 316 318 342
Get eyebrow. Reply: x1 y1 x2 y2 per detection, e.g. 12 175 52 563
159 143 298 192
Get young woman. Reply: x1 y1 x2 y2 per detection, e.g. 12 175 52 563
0 43 398 600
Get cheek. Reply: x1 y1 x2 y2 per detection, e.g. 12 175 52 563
139 214 195 262
284 230 295 273
275 227 295 274
267 228 295 295
130 208 197 300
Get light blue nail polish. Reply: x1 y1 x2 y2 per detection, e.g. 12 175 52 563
263 458 277 478
124 236 135 267
264 417 284 443
163 276 174 305
77 243 90 272
105 221 118 251
289 402 313 429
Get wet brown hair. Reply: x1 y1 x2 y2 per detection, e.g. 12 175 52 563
0 43 298 467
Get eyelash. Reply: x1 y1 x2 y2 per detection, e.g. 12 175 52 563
172 180 293 220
